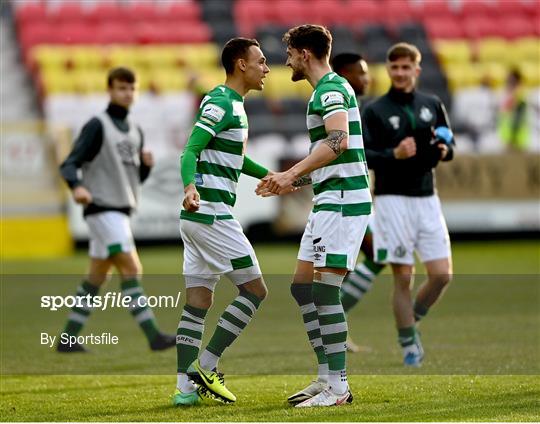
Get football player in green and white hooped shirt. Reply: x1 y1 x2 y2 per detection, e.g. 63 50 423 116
257 25 372 408
172 38 270 407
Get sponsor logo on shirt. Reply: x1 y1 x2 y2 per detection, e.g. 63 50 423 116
321 91 344 107
201 103 225 124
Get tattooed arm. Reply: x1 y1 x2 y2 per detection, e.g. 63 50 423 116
255 112 349 195
287 111 349 180
292 175 312 187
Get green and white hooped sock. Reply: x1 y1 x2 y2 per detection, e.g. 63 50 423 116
176 304 207 392
313 272 348 393
340 258 385 313
204 291 262 361
290 283 328 383
62 280 99 337
121 279 160 343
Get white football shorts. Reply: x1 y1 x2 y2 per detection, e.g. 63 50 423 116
85 211 135 259
180 218 262 291
372 194 451 265
297 210 370 270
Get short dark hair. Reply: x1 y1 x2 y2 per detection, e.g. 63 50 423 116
221 37 260 75
282 25 332 60
107 67 136 87
387 42 422 64
331 53 364 74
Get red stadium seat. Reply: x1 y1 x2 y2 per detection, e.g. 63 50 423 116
15 2 47 28
378 0 417 25
164 2 202 23
97 23 137 44
415 0 458 22
310 0 348 26
492 0 530 17
19 23 62 54
498 15 537 38
342 0 381 25
127 2 162 23
273 0 310 25
136 23 211 44
425 17 464 39
49 3 86 24
463 16 499 39
56 23 96 44
459 0 497 18
87 3 124 25
234 0 272 36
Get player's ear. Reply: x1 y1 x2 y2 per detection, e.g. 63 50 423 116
301 49 309 62
238 58 247 72
415 64 421 77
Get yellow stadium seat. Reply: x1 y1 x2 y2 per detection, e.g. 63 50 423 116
138 45 179 70
30 45 69 71
106 46 141 69
433 40 472 65
40 68 75 94
197 68 225 93
510 37 540 66
69 46 105 69
148 69 188 92
476 38 510 65
74 70 108 94
263 66 301 99
476 62 507 88
369 64 391 96
444 63 480 91
519 61 540 87
178 43 219 69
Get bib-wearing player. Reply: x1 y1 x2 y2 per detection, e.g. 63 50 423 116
173 38 270 407
257 25 371 407
58 67 175 353
362 42 454 367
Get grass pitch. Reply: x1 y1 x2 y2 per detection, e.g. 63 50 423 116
1 241 539 421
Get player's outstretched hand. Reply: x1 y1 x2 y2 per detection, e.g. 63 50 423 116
141 150 154 167
256 171 296 196
183 184 200 212
72 186 92 205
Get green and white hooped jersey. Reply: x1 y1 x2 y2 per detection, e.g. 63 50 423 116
185 85 248 224
307 72 372 216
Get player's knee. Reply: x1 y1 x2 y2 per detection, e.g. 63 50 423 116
186 292 213 309
240 279 267 301
290 283 312 305
117 261 142 278
430 271 452 288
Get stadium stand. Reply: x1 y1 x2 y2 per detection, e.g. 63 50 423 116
7 0 540 145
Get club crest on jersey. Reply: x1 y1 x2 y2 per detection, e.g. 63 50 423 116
321 91 344 107
201 103 225 124
419 106 433 122
389 116 400 130
394 245 407 258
